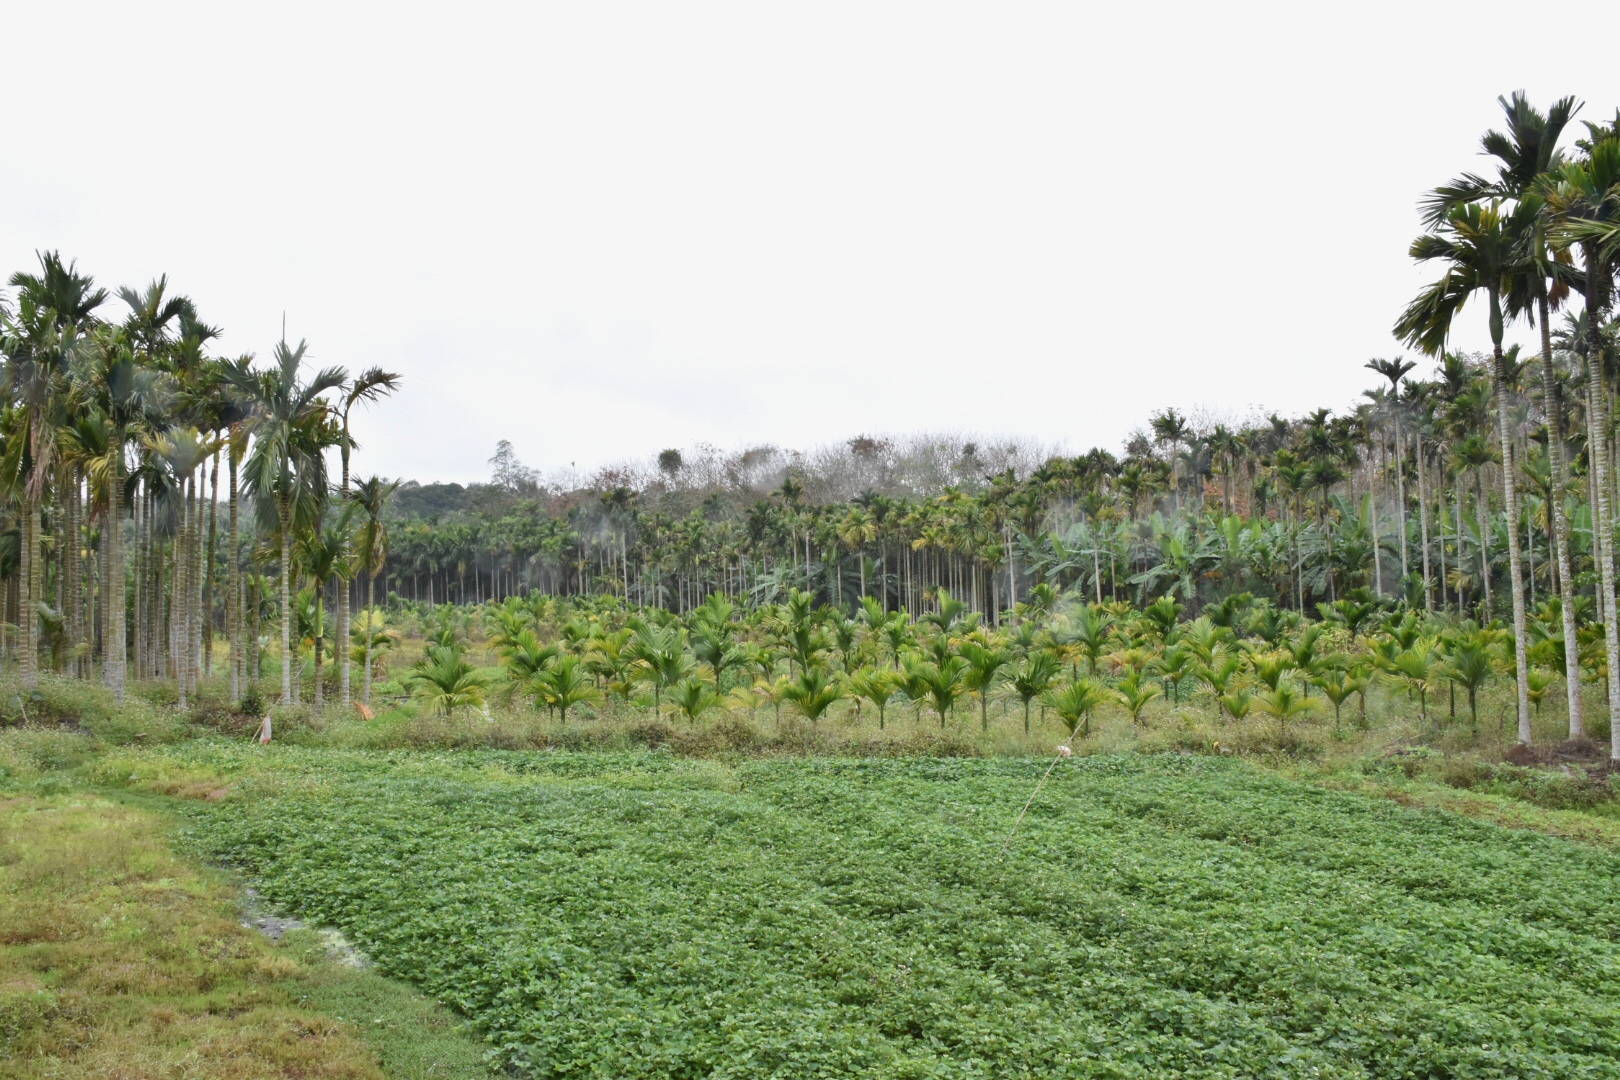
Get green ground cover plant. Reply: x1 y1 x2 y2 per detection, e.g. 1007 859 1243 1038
138 745 1620 1078
0 787 490 1078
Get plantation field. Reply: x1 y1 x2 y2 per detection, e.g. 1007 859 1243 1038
111 745 1620 1078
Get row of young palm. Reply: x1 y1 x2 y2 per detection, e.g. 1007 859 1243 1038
0 255 399 712
402 586 1557 750
373 91 1620 757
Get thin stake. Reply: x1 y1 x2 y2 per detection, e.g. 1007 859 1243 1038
1001 737 1076 853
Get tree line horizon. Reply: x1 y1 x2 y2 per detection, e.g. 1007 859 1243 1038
4 88 1620 753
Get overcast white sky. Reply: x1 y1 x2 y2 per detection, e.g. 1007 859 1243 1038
3 2 1617 484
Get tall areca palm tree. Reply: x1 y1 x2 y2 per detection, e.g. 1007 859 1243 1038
1396 199 1535 746
1426 93 1585 732
147 425 221 707
211 354 257 707
294 503 355 709
351 474 400 705
334 367 400 707
1364 357 1415 588
1543 131 1620 757
838 506 878 600
78 331 170 700
4 253 108 687
238 339 346 704
1470 97 1587 735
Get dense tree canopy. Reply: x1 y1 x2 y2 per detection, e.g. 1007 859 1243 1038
4 89 1620 758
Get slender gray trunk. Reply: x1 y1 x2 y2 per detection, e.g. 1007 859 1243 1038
1584 349 1620 754
1416 430 1432 611
338 449 352 709
1538 296 1583 735
105 452 126 702
19 502 37 688
175 476 190 710
364 571 375 706
1491 333 1531 746
228 445 241 706
1393 409 1408 583
280 498 294 705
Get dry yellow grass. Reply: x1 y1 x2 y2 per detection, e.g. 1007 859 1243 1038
0 793 384 1079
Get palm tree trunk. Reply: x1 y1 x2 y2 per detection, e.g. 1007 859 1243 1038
338 451 352 709
192 473 205 694
1538 297 1583 735
1585 346 1620 758
364 571 375 706
279 497 294 705
1371 443 1383 597
20 502 38 689
157 528 169 683
105 452 126 702
1454 482 1465 614
1416 432 1432 612
228 446 241 707
313 593 324 709
64 469 80 677
175 478 190 710
1474 468 1492 617
1393 410 1408 582
132 488 143 681
1491 336 1531 746
205 452 218 679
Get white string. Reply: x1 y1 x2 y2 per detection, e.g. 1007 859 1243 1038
1000 735 1076 853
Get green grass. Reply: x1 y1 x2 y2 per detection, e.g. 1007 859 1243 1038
0 791 390 1078
0 734 494 1079
276 927 493 1079
111 743 1620 1078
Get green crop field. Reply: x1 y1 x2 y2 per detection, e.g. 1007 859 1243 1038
119 746 1620 1078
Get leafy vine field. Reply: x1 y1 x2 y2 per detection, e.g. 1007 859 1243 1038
117 747 1620 1079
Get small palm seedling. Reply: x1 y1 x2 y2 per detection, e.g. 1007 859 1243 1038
1246 601 1299 646
1254 682 1315 729
1287 627 1329 698
664 674 721 725
1154 644 1195 703
959 641 1013 732
1248 652 1296 693
584 628 637 701
629 619 694 708
1041 678 1110 740
872 612 913 669
782 666 843 725
1196 654 1242 716
1178 615 1225 665
1009 651 1060 734
1115 669 1161 726
485 605 535 652
499 629 560 703
1069 605 1115 674
904 654 966 728
1391 644 1435 722
349 615 398 686
1140 595 1183 643
1346 662 1373 729
1318 591 1381 639
1383 612 1426 651
1440 639 1494 732
848 667 902 730
530 655 600 722
1526 667 1553 716
1311 665 1356 729
1220 687 1253 721
408 642 491 717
